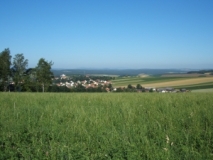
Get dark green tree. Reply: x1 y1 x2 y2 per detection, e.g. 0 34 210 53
75 84 86 92
136 84 142 89
127 84 133 89
12 53 28 91
116 87 124 92
0 48 11 91
22 68 37 92
36 58 54 92
108 83 113 91
149 88 154 92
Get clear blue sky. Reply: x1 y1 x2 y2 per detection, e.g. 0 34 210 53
0 0 212 69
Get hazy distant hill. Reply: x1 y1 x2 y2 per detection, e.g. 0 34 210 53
52 69 186 76
187 70 213 75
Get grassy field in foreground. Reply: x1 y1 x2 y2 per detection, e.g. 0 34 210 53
0 93 213 159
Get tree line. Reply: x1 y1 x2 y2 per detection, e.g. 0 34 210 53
0 48 53 92
0 48 148 93
0 48 113 93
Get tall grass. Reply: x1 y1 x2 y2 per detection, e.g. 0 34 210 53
0 93 213 159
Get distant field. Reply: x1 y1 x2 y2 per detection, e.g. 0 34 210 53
143 77 213 88
191 88 213 92
112 76 213 89
161 73 213 77
0 93 213 159
138 74 150 77
112 76 145 86
112 76 192 87
175 82 213 90
88 74 119 77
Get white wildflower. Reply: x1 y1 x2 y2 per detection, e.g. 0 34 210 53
166 135 169 144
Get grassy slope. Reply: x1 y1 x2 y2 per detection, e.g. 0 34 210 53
0 93 213 159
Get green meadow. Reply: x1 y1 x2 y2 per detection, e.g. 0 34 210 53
0 93 213 159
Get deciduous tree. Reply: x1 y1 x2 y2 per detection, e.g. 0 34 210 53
127 84 133 89
0 48 11 91
136 84 142 89
12 53 28 91
22 68 37 92
36 58 53 92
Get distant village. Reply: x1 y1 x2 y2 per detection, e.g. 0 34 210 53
53 74 112 92
53 74 189 93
